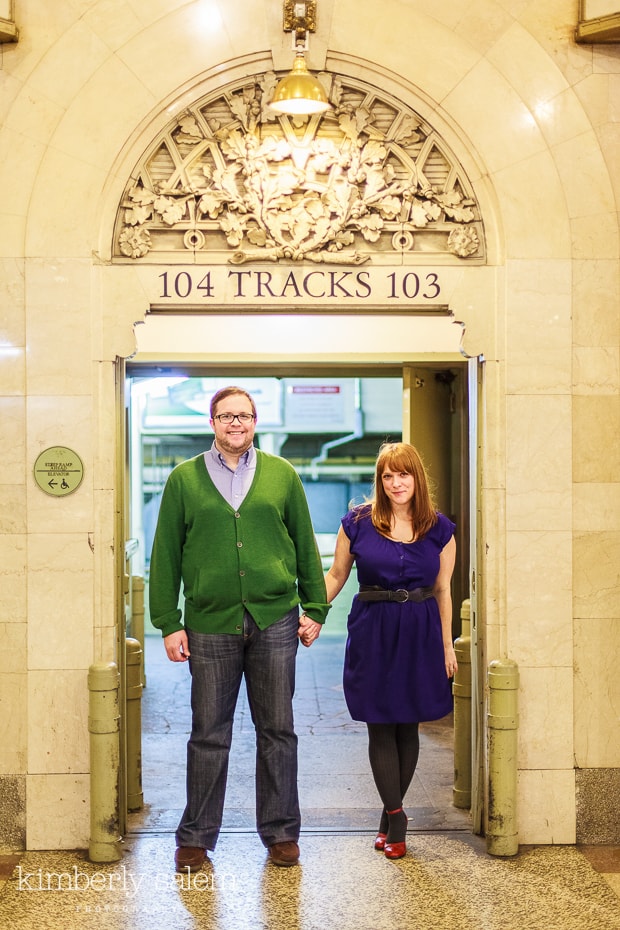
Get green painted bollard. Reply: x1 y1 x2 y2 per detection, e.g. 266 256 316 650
452 598 472 809
126 637 144 812
88 662 122 862
486 658 519 856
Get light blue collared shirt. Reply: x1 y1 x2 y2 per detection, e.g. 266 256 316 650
204 441 256 509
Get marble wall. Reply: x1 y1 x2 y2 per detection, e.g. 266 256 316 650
0 0 618 850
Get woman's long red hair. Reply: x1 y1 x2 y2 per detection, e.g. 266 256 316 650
361 442 438 538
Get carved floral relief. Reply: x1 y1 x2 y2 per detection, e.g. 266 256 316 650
114 73 484 264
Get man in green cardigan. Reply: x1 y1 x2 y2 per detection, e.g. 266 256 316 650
149 385 330 872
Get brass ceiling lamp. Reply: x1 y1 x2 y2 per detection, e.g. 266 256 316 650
269 1 331 116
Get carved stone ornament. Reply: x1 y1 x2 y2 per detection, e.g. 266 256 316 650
113 72 484 265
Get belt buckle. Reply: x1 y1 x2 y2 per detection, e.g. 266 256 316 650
393 589 409 603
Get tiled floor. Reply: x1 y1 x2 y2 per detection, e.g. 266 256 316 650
1 632 619 929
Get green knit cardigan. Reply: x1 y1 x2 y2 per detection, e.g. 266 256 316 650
148 450 330 636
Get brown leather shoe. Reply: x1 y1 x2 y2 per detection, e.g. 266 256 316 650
268 840 300 867
174 846 207 872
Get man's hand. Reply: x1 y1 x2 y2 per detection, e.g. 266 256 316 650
163 630 190 662
298 615 321 648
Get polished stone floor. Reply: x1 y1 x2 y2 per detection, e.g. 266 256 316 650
1 631 619 929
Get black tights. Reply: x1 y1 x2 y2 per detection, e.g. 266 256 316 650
367 722 420 815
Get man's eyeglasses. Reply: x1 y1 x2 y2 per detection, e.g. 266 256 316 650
213 413 256 424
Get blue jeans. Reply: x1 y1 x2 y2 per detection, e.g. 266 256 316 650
176 609 300 850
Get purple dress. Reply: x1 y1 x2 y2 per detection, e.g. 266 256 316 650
342 507 455 724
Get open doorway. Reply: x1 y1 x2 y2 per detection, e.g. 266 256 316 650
123 367 471 838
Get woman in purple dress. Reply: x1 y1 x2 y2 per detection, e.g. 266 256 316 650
323 442 457 860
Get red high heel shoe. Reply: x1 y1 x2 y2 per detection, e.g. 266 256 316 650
384 807 407 859
374 832 387 851
384 841 406 859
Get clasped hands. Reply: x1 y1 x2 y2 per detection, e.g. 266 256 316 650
298 614 321 648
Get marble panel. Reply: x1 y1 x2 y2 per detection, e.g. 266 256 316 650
573 483 620 531
332 1 481 105
0 3 80 86
27 670 90 775
443 58 547 176
219 0 276 59
50 56 157 174
491 153 572 259
570 212 620 261
0 673 27 775
517 767 576 844
505 260 572 395
533 88 596 149
25 151 108 257
0 129 46 220
593 43 620 74
4 84 65 145
26 774 89 851
505 395 572 532
25 259 92 394
114 5 237 103
519 3 592 88
506 531 572 667
98 265 150 358
573 347 620 394
22 19 111 111
91 369 118 491
611 75 620 120
130 0 191 24
0 257 25 344
554 131 615 220
0 69 20 124
573 395 620 483
517 666 574 769
597 123 620 212
453 1 515 56
0 533 27 622
0 214 26 257
572 259 620 347
574 74 615 129
0 622 26 673
0 397 25 482
574 618 620 768
0 348 25 397
27 533 94 671
26 395 94 534
0 485 26 535
81 0 144 52
486 22 569 111
573 530 620 619
451 266 502 359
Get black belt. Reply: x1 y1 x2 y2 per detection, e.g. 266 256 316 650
357 585 434 603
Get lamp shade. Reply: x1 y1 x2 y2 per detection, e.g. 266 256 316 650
269 53 331 115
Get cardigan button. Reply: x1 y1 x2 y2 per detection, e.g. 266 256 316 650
237 541 243 547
